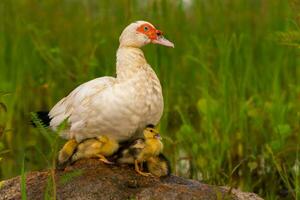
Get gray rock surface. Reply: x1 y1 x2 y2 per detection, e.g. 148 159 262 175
0 159 263 200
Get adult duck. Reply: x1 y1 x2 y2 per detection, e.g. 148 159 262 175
49 21 174 142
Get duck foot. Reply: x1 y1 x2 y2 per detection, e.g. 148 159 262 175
135 160 152 177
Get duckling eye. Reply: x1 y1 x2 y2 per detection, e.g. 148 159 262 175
150 129 153 132
144 26 149 31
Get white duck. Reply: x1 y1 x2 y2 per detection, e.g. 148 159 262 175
49 21 174 142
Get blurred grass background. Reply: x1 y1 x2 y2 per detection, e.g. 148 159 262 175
0 0 299 199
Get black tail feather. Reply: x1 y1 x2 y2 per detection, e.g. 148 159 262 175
31 111 50 127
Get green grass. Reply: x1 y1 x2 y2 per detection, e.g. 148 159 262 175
0 0 299 199
21 155 27 200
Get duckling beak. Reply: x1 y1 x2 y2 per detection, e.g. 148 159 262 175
154 134 162 140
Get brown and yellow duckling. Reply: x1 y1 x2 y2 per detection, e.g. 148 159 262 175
116 125 163 176
146 153 171 177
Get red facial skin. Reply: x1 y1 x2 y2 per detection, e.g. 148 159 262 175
136 23 163 41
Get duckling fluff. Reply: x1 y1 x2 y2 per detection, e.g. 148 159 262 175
146 154 171 177
72 135 119 164
116 125 163 176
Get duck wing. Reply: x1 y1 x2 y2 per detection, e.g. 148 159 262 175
49 76 115 133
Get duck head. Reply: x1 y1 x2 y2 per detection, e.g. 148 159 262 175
143 126 162 140
119 21 174 48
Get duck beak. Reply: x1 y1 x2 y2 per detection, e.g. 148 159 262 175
152 36 174 48
151 29 174 48
154 134 162 140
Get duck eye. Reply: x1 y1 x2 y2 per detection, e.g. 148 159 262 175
144 26 149 31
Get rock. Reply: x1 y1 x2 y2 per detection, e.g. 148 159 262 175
0 159 263 200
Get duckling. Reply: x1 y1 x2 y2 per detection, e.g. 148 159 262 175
116 125 163 176
146 153 171 177
71 135 119 164
115 138 145 164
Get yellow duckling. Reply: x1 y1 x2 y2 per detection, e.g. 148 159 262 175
116 125 163 176
71 135 119 164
